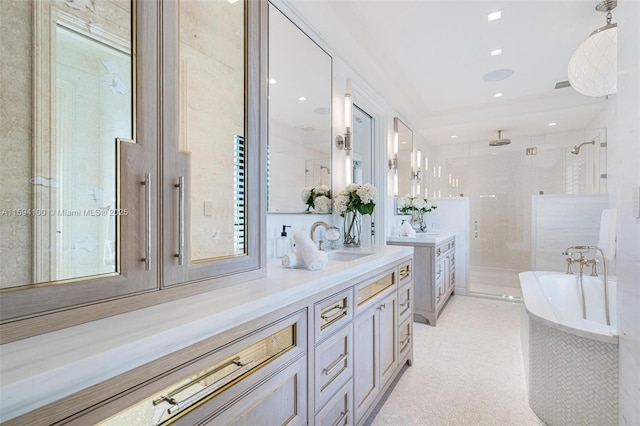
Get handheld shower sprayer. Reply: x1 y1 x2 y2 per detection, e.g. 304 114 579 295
570 139 596 155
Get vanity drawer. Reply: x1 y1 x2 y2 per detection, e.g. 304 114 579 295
398 317 412 358
314 379 353 426
355 270 396 313
314 288 353 343
435 238 454 259
314 323 353 410
397 282 412 325
398 260 412 286
98 311 306 425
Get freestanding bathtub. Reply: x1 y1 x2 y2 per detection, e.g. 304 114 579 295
520 271 618 426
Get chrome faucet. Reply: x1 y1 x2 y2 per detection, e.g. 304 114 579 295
310 221 330 251
562 245 610 325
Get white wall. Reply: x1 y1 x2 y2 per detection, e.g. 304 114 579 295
613 1 640 423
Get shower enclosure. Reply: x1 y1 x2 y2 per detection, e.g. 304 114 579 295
428 129 606 297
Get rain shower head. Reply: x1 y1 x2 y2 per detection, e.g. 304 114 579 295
489 130 511 146
571 139 596 155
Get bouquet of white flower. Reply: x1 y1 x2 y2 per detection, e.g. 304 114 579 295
334 183 377 246
301 185 332 213
397 194 437 215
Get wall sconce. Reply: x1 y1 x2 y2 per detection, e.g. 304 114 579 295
335 93 352 154
389 120 399 195
412 149 422 196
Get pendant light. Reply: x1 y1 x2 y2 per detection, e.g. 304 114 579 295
567 0 617 98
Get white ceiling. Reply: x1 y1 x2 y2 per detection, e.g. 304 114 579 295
283 0 613 146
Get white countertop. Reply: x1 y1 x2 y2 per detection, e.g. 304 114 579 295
386 232 455 246
0 244 412 423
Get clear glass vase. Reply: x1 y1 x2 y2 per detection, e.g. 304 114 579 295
343 211 362 247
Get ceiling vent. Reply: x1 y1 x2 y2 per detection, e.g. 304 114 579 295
555 80 572 89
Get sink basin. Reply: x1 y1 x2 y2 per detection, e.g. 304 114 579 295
326 250 374 262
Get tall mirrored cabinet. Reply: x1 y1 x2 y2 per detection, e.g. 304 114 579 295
0 0 267 340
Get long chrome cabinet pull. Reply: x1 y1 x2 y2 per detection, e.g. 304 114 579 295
474 220 478 238
174 176 185 265
323 352 349 376
333 410 349 426
164 359 255 417
141 173 151 271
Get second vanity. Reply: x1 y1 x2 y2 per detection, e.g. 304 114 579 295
387 233 455 326
1 245 413 426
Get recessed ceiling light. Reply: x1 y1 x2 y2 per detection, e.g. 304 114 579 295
494 92 503 97
490 48 503 56
451 135 458 139
298 96 306 101
548 122 557 126
487 10 502 21
268 78 277 84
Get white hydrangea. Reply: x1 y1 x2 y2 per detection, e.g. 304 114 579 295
334 192 350 215
301 187 312 203
397 194 412 210
357 183 378 204
313 195 332 213
345 183 360 193
414 197 427 210
315 185 330 195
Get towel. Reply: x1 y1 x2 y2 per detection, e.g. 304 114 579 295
292 231 328 271
281 251 301 268
597 208 616 260
401 221 416 237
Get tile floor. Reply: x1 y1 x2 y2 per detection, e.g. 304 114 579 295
368 296 545 426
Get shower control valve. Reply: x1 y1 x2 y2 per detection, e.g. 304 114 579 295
565 257 574 275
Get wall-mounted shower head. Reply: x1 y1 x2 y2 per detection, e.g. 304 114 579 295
570 139 595 155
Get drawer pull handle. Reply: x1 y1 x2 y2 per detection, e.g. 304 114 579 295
400 335 411 346
321 305 347 323
323 352 349 376
377 302 386 311
333 410 349 426
400 298 411 308
399 266 410 280
154 357 254 417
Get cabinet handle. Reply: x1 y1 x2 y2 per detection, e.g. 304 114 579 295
436 247 441 256
141 172 151 271
474 220 478 238
164 358 255 416
400 334 411 346
174 176 185 265
321 304 347 322
400 298 411 308
323 352 349 376
377 303 386 311
333 410 349 426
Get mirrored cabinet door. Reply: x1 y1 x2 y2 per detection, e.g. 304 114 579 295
161 0 264 286
0 0 159 323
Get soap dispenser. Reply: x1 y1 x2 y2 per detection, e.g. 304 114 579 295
275 225 292 257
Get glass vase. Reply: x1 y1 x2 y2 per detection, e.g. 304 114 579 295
343 211 362 247
409 210 422 232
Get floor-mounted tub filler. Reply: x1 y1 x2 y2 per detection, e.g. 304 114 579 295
520 270 618 425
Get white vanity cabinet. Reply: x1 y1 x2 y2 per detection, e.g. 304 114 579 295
1 247 413 426
387 234 455 326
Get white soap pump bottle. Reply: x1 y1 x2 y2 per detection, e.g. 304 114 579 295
275 225 292 257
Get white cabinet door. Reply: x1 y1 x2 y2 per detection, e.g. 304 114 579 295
378 291 397 387
353 304 378 422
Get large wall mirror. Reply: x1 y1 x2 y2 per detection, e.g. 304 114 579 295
395 117 414 201
0 0 133 289
267 3 332 213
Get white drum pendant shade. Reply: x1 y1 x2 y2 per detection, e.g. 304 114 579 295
568 25 617 97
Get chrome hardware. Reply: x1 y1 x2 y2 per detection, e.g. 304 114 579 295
565 257 574 275
323 352 349 376
400 334 411 346
321 304 347 323
562 245 610 325
377 302 386 311
310 221 330 250
162 358 255 417
400 298 411 308
474 220 478 238
175 176 185 265
141 173 151 271
334 410 349 426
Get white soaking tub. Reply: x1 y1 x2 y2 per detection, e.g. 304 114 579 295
519 271 618 426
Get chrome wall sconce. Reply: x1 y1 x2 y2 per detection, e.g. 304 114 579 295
389 118 399 195
335 93 352 154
